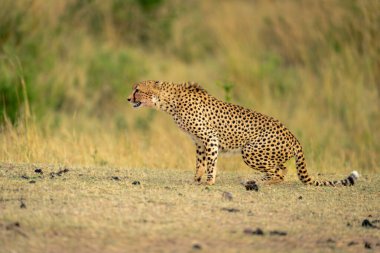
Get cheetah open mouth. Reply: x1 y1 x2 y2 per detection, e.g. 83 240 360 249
133 101 142 108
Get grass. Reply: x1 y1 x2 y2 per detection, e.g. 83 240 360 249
1 0 379 172
1 162 379 253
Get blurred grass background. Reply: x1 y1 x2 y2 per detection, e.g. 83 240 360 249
0 0 379 173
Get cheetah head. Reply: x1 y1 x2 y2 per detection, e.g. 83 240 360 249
127 80 161 109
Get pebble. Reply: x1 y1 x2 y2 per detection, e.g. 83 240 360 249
243 228 264 236
132 181 141 185
222 191 233 201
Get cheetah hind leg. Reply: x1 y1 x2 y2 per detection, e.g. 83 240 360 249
278 164 288 177
261 165 287 185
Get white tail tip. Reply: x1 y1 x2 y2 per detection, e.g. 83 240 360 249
351 170 359 179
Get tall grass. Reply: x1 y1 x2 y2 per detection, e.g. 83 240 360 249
0 0 379 173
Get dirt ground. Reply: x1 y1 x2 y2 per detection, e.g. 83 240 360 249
0 163 379 253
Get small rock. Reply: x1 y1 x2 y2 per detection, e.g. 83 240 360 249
34 168 43 174
29 180 36 184
192 243 202 250
20 200 26 209
364 241 372 249
347 222 352 227
56 168 69 176
347 241 358 246
244 228 264 236
362 219 376 228
221 207 240 213
50 168 70 178
21 175 29 180
6 222 20 230
245 181 259 191
222 191 233 201
253 228 264 235
269 230 287 236
243 228 253 234
132 181 141 185
111 176 120 181
298 196 303 200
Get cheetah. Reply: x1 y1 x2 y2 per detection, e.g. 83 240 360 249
127 80 359 186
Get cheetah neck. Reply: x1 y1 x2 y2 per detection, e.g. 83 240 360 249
156 83 180 116
156 82 204 117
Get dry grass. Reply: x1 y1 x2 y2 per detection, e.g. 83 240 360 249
1 163 379 253
1 0 379 172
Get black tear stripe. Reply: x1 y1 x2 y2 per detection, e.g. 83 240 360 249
133 90 137 103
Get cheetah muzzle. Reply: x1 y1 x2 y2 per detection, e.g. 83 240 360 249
127 80 359 187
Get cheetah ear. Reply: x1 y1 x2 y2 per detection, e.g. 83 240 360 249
154 80 163 86
186 82 205 92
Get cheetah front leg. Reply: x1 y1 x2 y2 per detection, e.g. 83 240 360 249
194 141 206 183
204 136 219 185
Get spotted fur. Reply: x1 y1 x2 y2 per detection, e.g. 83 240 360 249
127 80 359 186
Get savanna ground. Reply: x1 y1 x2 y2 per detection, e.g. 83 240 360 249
1 0 380 252
0 163 379 253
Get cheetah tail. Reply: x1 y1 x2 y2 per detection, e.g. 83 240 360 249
294 142 359 186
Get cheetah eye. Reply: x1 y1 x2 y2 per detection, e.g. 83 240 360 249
135 89 139 92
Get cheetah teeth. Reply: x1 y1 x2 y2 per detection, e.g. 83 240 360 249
133 102 142 108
